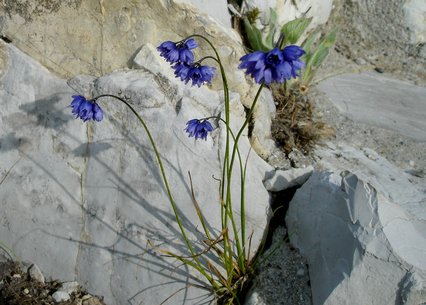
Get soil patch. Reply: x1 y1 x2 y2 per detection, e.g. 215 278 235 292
0 259 106 305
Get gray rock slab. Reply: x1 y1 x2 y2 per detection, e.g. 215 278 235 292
286 170 426 305
263 166 314 192
243 0 332 33
0 41 272 305
175 0 232 28
316 143 426 222
317 72 426 141
0 0 249 102
0 42 83 282
28 264 45 284
52 291 71 302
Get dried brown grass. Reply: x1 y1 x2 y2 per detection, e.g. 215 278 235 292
271 84 335 155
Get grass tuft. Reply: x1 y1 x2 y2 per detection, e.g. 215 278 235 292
271 85 335 155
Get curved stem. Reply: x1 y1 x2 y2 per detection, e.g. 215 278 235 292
187 34 235 275
196 56 220 65
92 94 216 287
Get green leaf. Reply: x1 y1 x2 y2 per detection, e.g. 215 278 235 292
301 29 337 86
264 8 278 49
319 29 337 48
269 7 278 27
309 45 329 68
243 17 268 51
263 34 275 50
280 17 312 45
301 30 320 54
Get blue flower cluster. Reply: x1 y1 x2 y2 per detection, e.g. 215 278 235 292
157 38 216 87
158 38 217 140
239 45 305 85
157 39 198 64
71 95 103 122
173 62 216 87
184 119 214 140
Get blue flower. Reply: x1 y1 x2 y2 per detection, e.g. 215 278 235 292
157 38 198 64
283 45 305 61
239 46 305 84
71 95 103 122
173 62 191 81
173 63 216 87
185 119 214 140
283 45 305 78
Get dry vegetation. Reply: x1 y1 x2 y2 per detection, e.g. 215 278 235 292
271 85 335 155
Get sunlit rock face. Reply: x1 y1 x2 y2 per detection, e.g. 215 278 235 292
0 0 250 97
0 40 272 305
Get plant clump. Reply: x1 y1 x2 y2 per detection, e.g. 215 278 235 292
229 4 337 157
271 85 334 155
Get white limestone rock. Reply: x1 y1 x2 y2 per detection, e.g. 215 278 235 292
316 143 426 221
286 170 426 305
403 0 426 44
59 281 80 295
28 264 45 284
52 291 71 302
317 72 426 142
0 0 247 100
0 39 272 305
175 0 232 28
263 166 313 192
400 271 426 305
250 89 278 159
243 0 333 35
0 41 83 282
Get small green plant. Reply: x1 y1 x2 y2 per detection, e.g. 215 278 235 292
243 9 337 90
241 8 337 154
300 27 337 87
70 32 305 304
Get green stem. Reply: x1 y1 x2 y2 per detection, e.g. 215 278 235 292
225 84 265 268
187 34 236 276
187 34 230 200
92 94 215 286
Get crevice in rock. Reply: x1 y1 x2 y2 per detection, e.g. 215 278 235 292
263 186 300 248
0 36 12 44
238 184 313 305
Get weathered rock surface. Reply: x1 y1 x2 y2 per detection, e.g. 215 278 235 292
286 165 426 305
318 72 426 142
244 0 333 33
176 0 232 28
263 166 313 192
52 291 71 302
0 39 272 305
28 263 45 284
249 89 277 159
0 0 250 100
403 0 426 44
326 0 426 84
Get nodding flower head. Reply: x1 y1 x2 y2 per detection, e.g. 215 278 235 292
173 62 216 87
239 46 305 85
71 95 103 122
157 38 198 64
283 45 305 61
283 45 306 78
185 119 214 140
